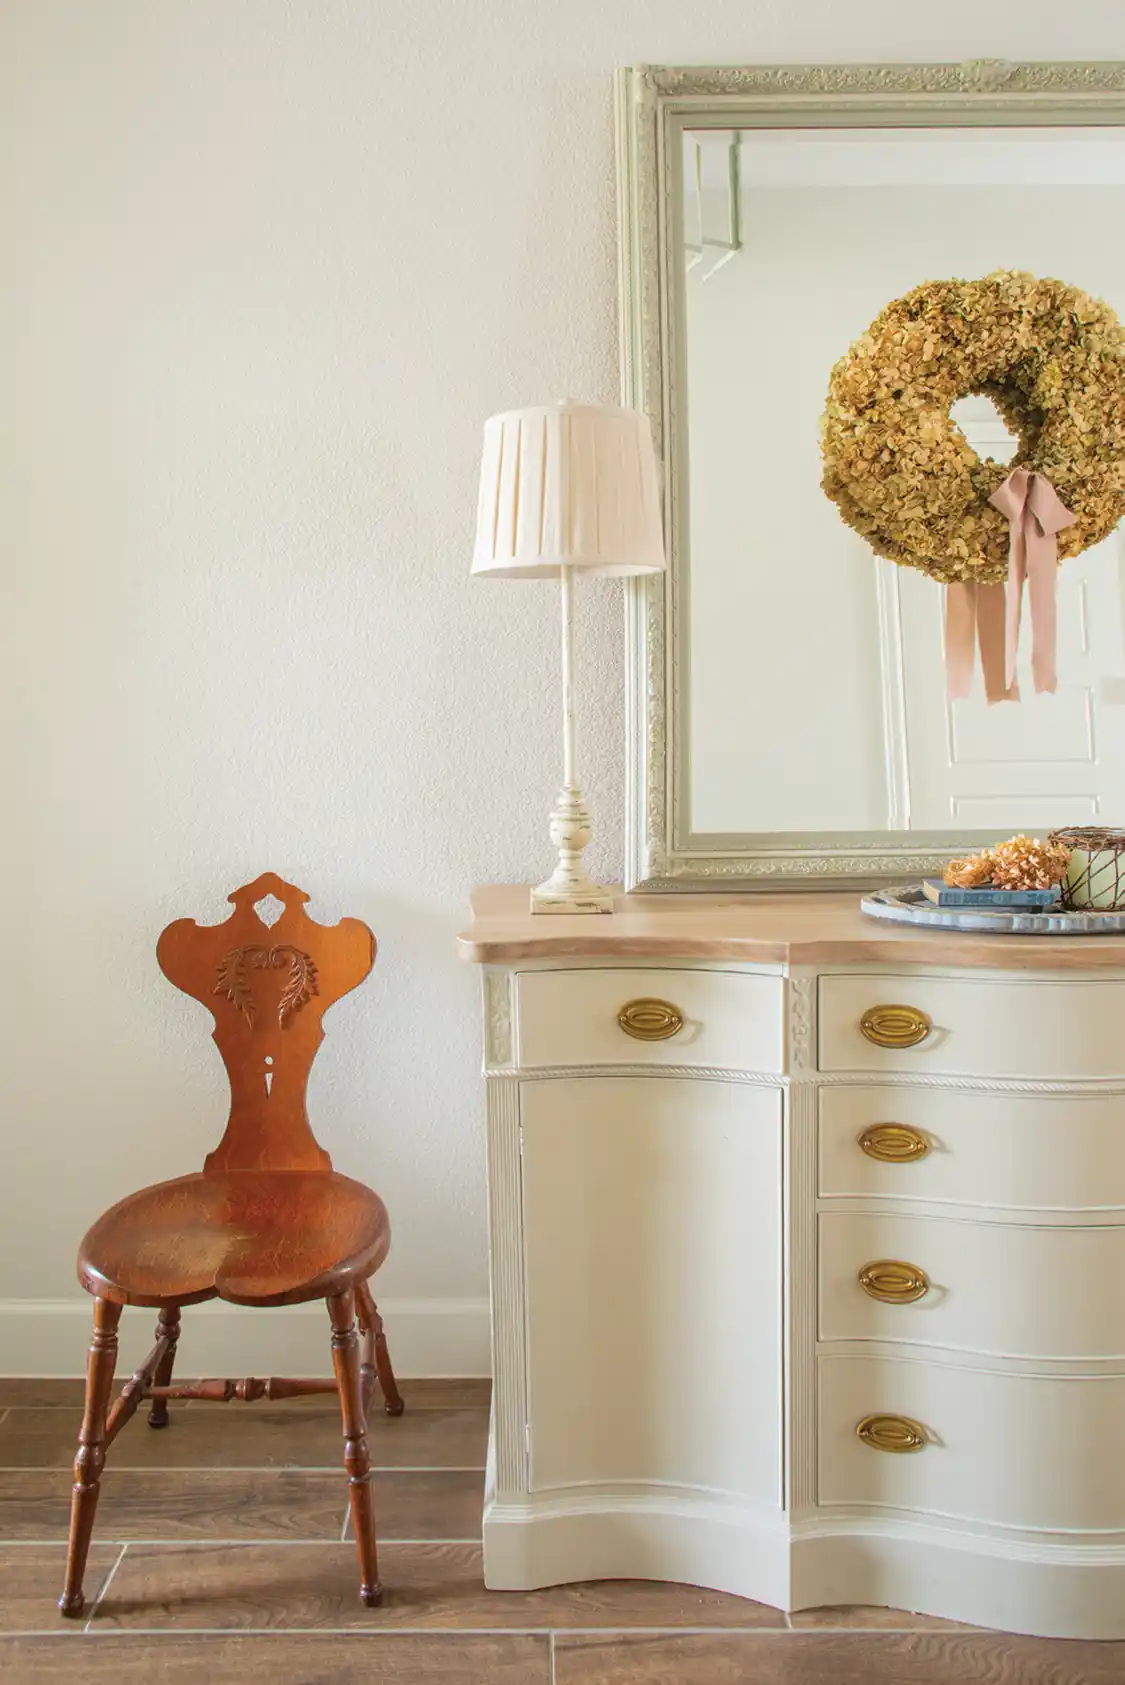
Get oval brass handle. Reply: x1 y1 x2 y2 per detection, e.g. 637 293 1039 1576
856 1413 928 1454
858 1259 930 1304
860 1004 932 1049
858 1123 931 1163
617 998 684 1042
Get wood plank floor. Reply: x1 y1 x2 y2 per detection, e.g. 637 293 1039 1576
2 1377 1122 1682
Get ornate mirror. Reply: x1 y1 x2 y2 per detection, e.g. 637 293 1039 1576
618 61 1125 890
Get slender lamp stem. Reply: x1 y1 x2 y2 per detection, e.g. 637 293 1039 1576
528 560 612 913
560 563 576 789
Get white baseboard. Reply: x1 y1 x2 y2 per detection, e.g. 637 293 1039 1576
791 1521 1125 1641
481 1484 1125 1641
483 1492 790 1610
0 1296 491 1379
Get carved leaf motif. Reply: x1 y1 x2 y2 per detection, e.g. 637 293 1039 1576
485 972 512 1066
215 947 259 1026
789 976 814 1070
214 945 320 1027
274 945 319 1026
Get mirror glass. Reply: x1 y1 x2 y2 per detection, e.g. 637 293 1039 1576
683 126 1125 841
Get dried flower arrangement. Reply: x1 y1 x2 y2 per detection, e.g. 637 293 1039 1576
821 271 1125 587
945 834 1071 892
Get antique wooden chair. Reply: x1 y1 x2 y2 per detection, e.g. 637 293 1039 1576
59 873 403 1617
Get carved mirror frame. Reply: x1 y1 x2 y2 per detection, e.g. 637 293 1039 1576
617 60 1125 892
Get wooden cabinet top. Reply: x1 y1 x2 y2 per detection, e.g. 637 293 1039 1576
457 886 1125 970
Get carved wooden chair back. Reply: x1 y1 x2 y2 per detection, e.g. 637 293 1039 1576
156 871 375 1173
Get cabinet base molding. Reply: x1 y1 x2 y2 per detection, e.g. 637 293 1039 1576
484 1494 1125 1639
791 1519 1125 1640
482 1490 788 1609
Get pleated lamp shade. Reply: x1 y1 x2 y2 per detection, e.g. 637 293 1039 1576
472 403 666 578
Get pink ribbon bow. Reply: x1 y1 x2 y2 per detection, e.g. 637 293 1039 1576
945 468 1074 704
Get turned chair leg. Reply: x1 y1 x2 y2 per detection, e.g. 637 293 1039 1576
59 1296 122 1617
147 1304 181 1428
329 1289 381 1606
356 1277 405 1417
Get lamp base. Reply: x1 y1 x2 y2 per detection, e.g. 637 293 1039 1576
530 784 615 915
530 880 615 916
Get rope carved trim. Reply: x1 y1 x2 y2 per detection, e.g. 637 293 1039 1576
821 270 1125 587
214 945 320 1028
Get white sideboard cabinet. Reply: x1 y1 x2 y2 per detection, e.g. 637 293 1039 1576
458 888 1125 1639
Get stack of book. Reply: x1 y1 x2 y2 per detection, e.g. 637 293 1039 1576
922 880 1061 909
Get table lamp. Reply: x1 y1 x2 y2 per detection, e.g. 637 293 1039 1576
472 402 666 913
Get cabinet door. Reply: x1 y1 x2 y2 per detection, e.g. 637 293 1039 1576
519 1076 782 1506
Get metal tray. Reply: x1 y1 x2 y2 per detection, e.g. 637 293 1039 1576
861 884 1125 936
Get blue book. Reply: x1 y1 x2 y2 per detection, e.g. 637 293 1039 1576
923 879 1061 908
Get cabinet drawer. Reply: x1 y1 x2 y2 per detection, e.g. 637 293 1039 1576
819 1211 1125 1359
514 968 784 1071
819 974 1125 1079
819 1354 1125 1531
819 1086 1125 1212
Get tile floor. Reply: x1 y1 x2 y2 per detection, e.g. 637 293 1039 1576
1 1377 1121 1682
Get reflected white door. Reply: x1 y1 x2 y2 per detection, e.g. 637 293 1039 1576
891 415 1125 831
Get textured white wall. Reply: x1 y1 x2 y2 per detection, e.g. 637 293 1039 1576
2 0 1123 1371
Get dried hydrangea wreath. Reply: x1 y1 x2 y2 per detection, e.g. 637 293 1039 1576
821 270 1125 699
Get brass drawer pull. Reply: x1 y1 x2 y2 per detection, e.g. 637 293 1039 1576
617 998 684 1041
860 1004 932 1049
859 1259 930 1304
858 1123 930 1163
856 1413 928 1454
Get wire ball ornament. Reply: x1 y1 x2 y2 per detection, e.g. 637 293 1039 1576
1050 827 1125 910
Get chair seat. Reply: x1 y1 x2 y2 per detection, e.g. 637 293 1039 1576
78 1171 390 1309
